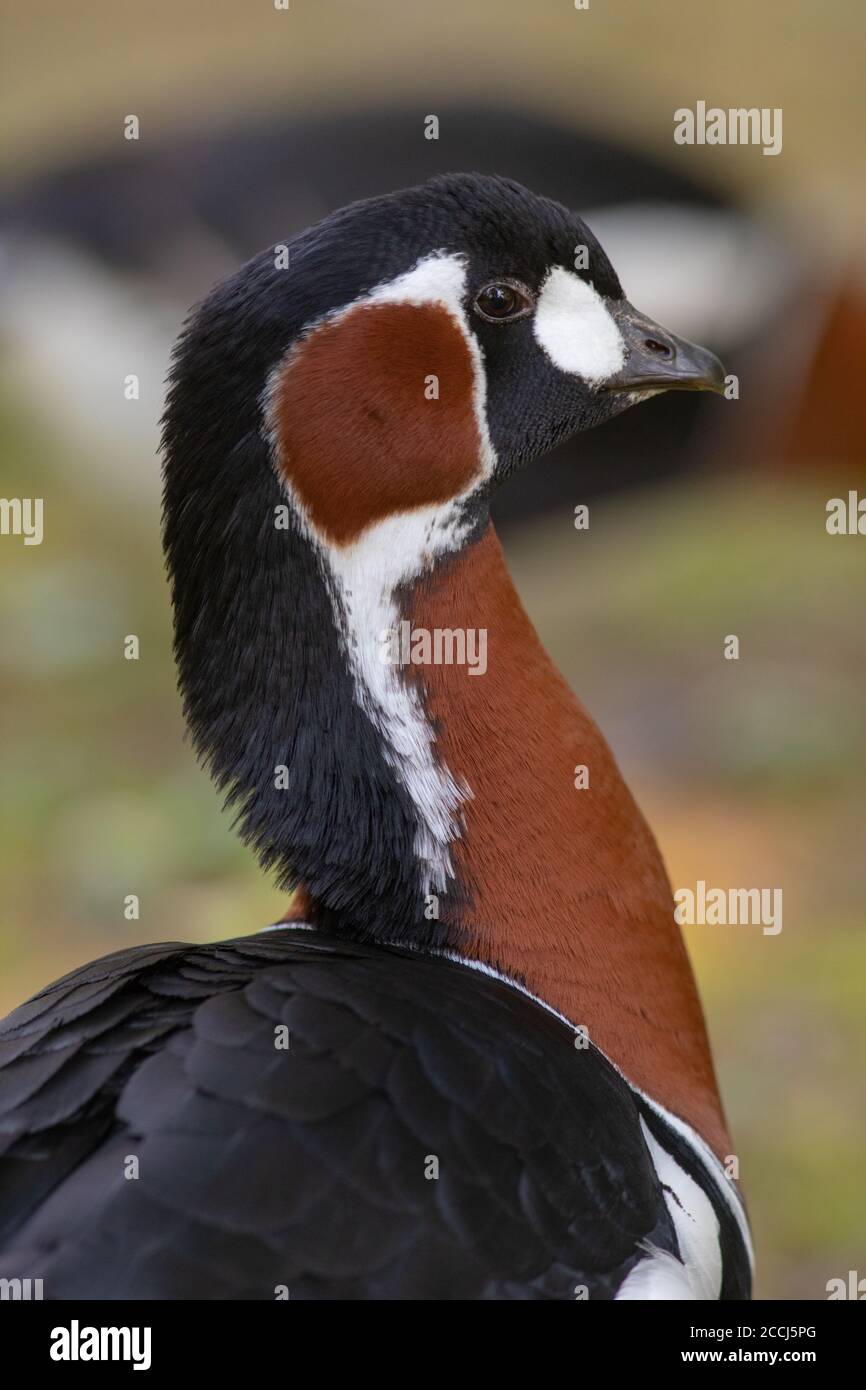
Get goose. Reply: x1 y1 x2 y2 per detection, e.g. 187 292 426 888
0 172 753 1301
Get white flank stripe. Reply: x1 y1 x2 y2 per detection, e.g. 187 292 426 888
615 1118 722 1300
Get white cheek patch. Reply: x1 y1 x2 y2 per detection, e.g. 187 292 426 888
533 266 626 384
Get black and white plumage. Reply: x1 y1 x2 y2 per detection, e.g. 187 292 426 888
0 172 752 1299
0 929 750 1300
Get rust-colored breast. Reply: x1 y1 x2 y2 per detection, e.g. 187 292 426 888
410 526 731 1160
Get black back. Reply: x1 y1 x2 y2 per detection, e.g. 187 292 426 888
0 928 738 1301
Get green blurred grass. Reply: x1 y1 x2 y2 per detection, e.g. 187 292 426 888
0 390 280 997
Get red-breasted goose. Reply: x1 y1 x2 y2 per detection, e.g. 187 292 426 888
0 173 752 1300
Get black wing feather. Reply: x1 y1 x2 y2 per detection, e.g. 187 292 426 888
0 930 678 1300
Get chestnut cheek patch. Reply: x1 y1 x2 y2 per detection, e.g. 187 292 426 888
268 299 484 546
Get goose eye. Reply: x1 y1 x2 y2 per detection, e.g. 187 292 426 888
473 281 534 323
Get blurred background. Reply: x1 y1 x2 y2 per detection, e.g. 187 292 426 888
1 0 864 1299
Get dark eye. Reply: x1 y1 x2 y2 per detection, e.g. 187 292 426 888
473 280 534 324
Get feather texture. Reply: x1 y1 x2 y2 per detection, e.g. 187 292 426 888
0 927 744 1301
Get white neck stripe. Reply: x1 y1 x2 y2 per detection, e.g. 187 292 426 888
263 252 494 897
